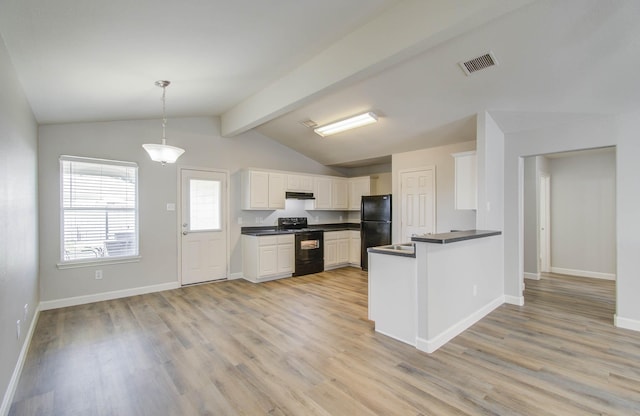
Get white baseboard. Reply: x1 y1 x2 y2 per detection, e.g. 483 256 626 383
504 295 524 306
614 315 640 332
551 267 616 281
228 272 243 280
1 305 41 416
416 296 504 354
39 281 180 311
524 272 540 280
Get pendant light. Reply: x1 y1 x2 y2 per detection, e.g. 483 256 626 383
142 80 185 165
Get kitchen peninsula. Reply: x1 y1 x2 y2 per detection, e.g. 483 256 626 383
368 229 503 353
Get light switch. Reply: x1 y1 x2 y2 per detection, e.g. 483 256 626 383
166 203 176 211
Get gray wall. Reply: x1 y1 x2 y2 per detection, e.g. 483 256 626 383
549 149 616 276
392 140 477 241
0 38 39 410
38 117 344 302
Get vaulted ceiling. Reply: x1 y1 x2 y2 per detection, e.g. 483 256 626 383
1 0 639 167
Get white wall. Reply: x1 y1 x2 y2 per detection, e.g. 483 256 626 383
523 155 551 277
549 149 616 278
523 156 538 275
392 140 477 242
371 172 392 195
0 37 39 413
502 112 640 330
38 117 344 302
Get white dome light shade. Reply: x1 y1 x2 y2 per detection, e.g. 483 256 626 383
142 142 185 164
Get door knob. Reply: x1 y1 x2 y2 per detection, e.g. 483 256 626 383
182 231 188 235
182 223 188 228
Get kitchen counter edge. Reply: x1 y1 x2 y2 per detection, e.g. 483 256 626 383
411 229 501 244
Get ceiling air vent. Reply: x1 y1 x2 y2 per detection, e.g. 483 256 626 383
300 119 318 129
459 51 498 76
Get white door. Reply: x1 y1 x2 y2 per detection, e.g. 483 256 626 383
539 174 551 273
180 169 228 285
400 168 435 242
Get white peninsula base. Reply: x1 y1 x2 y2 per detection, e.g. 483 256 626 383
368 230 503 353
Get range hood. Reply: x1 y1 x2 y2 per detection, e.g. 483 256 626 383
285 191 315 200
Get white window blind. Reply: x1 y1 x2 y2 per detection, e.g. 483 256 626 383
60 156 138 263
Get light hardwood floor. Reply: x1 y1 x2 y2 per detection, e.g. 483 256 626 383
10 269 640 415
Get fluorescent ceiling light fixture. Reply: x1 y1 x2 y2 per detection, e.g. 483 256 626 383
142 80 185 165
314 112 378 137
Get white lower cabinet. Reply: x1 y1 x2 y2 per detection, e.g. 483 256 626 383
324 231 350 270
349 230 361 266
242 234 294 282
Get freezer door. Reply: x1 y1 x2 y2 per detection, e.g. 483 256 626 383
360 221 392 271
361 195 391 222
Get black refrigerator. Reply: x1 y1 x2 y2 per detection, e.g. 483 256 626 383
361 194 392 271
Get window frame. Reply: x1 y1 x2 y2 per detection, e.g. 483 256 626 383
57 155 141 268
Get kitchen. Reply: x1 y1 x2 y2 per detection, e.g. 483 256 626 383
4 0 640 414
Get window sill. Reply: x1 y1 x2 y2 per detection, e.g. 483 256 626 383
57 256 142 270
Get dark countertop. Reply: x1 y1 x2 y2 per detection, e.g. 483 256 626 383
411 230 501 244
368 244 416 258
241 223 360 236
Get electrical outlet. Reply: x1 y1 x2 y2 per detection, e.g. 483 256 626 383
95 270 103 280
237 217 243 225
16 320 21 339
473 285 478 296
339 215 343 221
314 216 319 222
23 304 28 322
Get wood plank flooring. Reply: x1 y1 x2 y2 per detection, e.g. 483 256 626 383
10 269 640 415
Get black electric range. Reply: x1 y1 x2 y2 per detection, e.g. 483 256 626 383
278 217 324 276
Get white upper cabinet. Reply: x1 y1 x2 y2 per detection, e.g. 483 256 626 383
242 168 377 211
313 176 332 209
242 170 285 210
332 178 349 210
452 151 477 210
286 174 314 192
268 173 285 209
348 176 371 211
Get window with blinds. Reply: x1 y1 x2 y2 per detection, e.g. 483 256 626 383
60 156 139 263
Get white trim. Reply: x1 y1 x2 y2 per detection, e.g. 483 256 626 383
57 256 141 269
39 281 180 311
1 305 40 416
60 154 138 168
242 273 293 284
504 295 524 306
524 272 540 280
416 296 504 353
228 272 243 280
614 315 640 332
550 267 616 281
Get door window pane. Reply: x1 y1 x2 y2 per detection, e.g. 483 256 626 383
190 179 220 231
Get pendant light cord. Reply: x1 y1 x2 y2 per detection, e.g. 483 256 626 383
161 85 167 145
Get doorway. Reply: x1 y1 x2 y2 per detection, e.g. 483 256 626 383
521 148 616 320
179 168 229 285
399 167 436 242
539 174 550 273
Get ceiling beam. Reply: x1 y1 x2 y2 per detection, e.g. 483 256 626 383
220 0 533 137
